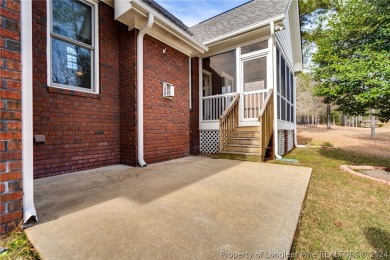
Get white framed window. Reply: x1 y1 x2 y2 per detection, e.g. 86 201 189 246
47 0 99 93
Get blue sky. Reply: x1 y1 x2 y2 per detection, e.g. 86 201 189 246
155 0 250 27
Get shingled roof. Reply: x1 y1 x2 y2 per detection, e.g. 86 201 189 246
141 0 193 36
190 0 291 43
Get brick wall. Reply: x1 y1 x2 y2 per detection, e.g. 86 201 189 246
32 2 121 178
190 57 200 154
0 0 23 234
143 35 190 163
119 28 137 166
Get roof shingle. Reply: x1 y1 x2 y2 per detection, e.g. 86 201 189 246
190 0 291 43
141 0 193 36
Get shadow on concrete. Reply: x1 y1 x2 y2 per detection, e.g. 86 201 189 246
33 157 244 223
364 227 390 257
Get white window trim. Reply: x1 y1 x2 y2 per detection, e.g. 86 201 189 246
47 0 99 94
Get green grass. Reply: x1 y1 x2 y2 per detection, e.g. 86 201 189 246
0 230 40 260
307 141 334 147
277 148 390 259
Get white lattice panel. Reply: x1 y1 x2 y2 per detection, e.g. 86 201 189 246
200 131 219 154
278 130 285 155
287 131 294 152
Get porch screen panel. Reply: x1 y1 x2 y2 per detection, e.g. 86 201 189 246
243 57 267 118
241 40 268 55
202 50 236 121
203 50 236 96
276 48 295 123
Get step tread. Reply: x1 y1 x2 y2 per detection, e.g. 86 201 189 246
231 131 259 133
228 137 260 140
225 144 260 148
219 152 262 162
220 151 261 156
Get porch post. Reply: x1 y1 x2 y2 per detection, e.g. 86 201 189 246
270 21 281 159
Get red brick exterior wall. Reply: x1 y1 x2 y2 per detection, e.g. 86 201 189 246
0 0 23 234
32 2 122 178
119 28 137 166
0 0 202 234
143 35 190 163
190 58 200 154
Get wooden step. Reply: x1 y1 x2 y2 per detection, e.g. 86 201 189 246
219 152 262 162
229 131 260 138
235 126 260 132
227 138 261 145
223 144 260 153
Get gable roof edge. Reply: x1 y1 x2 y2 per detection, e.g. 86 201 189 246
203 14 285 46
129 0 208 53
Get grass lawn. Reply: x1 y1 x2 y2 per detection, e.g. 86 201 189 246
0 228 39 260
277 147 390 259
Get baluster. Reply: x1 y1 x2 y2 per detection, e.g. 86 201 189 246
213 98 215 120
215 98 218 120
205 99 207 120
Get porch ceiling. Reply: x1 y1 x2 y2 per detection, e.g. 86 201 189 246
25 157 311 259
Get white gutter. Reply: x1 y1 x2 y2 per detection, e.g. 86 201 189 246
21 0 37 222
270 21 282 160
137 13 154 167
131 0 207 53
204 15 285 46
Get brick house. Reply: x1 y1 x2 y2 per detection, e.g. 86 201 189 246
0 0 301 234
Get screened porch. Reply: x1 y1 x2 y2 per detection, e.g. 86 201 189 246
200 40 271 129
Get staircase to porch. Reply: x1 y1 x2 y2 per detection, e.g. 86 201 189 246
219 126 262 161
219 89 274 162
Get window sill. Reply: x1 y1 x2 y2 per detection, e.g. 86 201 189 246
47 86 100 99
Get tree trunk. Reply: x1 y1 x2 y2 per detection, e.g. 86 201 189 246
371 109 376 138
326 104 331 129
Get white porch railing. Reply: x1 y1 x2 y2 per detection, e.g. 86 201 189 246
202 93 237 121
243 89 268 119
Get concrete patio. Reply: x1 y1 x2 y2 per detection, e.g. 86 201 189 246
25 157 311 259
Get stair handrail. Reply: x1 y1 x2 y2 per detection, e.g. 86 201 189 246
258 89 274 160
219 94 240 152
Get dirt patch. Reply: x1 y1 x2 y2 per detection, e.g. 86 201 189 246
297 124 390 159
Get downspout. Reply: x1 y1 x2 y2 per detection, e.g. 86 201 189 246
189 57 192 110
21 0 37 222
270 21 282 160
293 76 298 146
137 13 154 167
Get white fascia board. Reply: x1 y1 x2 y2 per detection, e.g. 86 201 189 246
203 14 285 46
130 0 207 53
288 0 303 73
101 0 114 7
